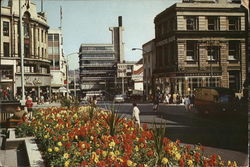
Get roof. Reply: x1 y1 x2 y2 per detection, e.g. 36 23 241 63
133 66 143 75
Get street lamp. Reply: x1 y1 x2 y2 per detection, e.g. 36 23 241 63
131 48 148 100
65 52 79 98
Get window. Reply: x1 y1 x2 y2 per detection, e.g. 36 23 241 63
207 46 219 61
42 48 44 58
54 34 59 41
228 41 240 60
48 34 53 41
186 41 197 61
186 16 198 30
38 47 40 58
228 17 240 30
3 43 10 57
207 17 219 30
24 23 29 38
38 29 40 41
24 44 30 58
41 30 44 42
3 22 9 36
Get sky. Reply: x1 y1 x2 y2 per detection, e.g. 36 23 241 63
32 0 181 69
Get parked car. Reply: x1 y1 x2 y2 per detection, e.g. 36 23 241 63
113 94 125 103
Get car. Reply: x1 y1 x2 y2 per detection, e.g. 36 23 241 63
113 94 125 103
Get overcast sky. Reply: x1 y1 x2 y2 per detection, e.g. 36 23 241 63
32 0 181 69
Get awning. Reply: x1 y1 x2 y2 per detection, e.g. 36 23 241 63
58 87 70 93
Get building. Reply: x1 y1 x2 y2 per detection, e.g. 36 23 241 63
116 61 135 94
109 16 125 63
142 39 156 100
79 17 125 98
132 59 144 95
48 29 67 93
79 44 116 98
0 0 51 101
153 0 247 96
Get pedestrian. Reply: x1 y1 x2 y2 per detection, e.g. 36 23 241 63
153 98 159 112
132 102 140 127
26 96 33 118
184 96 190 112
190 94 195 111
3 88 9 100
164 94 169 104
93 95 97 107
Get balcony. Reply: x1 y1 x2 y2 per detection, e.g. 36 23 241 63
80 64 114 67
81 77 114 81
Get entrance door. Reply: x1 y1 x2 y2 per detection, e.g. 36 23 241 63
229 71 240 92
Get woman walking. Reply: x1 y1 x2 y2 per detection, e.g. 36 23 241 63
132 102 140 128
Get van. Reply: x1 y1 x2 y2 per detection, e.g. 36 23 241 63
194 87 237 114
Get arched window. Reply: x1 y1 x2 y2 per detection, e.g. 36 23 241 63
23 12 31 39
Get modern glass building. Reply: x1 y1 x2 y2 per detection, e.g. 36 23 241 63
79 44 116 97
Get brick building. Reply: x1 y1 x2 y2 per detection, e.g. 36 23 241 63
153 0 247 96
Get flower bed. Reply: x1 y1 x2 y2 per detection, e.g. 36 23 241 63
16 106 237 167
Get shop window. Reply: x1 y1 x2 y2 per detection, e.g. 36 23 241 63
207 46 219 61
207 17 219 31
3 21 9 36
186 41 197 61
228 41 240 60
228 17 240 30
186 16 198 30
229 71 240 91
3 43 10 57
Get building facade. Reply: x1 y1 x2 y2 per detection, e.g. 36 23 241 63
142 39 156 100
132 61 144 95
79 44 116 97
153 0 247 96
48 29 67 93
0 0 51 101
116 61 135 95
109 16 125 63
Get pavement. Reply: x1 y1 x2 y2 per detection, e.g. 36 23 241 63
0 103 250 166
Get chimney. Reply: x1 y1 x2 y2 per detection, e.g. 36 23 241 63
118 16 122 27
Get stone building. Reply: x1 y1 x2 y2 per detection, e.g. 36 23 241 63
142 39 156 100
153 0 247 96
0 0 51 100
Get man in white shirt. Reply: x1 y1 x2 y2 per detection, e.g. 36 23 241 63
132 102 140 127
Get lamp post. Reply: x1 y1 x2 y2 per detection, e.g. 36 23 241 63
19 0 25 104
65 52 79 98
132 48 148 100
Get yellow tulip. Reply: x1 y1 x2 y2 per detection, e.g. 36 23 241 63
57 142 62 147
54 147 59 152
127 160 133 166
161 157 169 165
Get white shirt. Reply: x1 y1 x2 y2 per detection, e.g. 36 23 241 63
132 106 140 125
